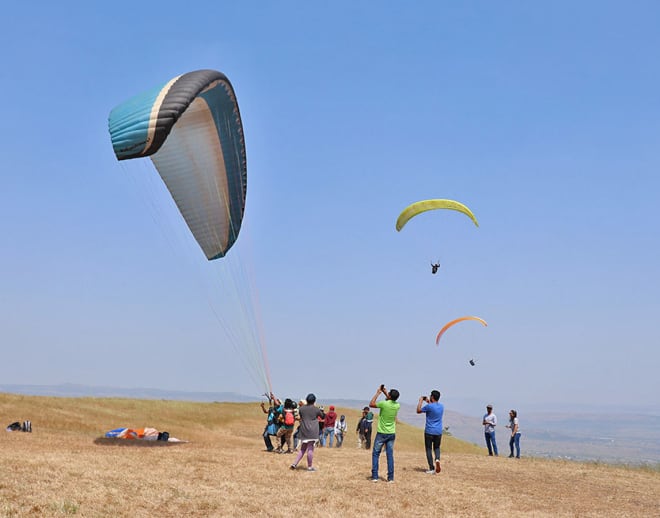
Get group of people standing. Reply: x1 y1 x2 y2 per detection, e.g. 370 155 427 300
261 388 522 482
260 393 349 471
482 404 522 458
320 404 348 448
261 385 446 483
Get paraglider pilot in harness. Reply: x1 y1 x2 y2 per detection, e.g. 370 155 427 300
431 261 440 274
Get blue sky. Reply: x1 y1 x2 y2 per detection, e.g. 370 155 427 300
2 2 659 414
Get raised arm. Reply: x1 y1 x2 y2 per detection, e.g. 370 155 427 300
369 387 382 408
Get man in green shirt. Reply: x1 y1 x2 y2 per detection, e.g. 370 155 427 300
369 385 401 482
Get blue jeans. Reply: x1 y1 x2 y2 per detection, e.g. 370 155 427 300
372 432 396 481
322 427 335 447
485 431 498 456
262 427 274 451
509 433 521 458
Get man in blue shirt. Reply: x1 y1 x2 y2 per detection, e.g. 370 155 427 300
416 389 444 474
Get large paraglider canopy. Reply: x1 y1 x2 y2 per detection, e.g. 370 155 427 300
108 69 247 260
435 316 488 345
108 69 272 396
396 199 479 232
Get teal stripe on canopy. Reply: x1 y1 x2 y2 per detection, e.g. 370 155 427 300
108 83 167 159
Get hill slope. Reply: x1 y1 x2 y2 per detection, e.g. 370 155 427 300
1 393 658 517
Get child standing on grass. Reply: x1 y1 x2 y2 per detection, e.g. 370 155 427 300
290 393 325 471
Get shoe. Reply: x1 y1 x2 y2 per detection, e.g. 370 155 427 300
370 478 379 483
508 454 514 458
387 479 395 484
290 464 297 470
425 469 435 474
307 467 317 472
516 456 520 459
435 459 441 473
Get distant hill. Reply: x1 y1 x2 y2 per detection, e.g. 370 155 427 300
0 383 257 403
2 383 658 464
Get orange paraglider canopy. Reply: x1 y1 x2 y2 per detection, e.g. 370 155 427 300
435 316 488 345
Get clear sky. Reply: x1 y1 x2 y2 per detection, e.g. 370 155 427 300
2 2 659 413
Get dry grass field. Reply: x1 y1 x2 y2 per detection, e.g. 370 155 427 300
0 393 658 517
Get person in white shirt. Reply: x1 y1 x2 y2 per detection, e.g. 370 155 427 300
482 404 498 456
334 415 347 447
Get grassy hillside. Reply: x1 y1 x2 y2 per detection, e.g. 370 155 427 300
1 393 658 517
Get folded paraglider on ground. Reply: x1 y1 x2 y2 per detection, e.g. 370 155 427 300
102 427 187 443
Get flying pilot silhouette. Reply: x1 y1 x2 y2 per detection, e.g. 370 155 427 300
431 261 441 274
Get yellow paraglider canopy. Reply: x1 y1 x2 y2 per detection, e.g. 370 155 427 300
396 199 479 231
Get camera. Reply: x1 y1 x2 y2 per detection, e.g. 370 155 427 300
422 396 428 401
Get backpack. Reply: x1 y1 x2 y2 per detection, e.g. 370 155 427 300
283 409 295 426
6 422 21 432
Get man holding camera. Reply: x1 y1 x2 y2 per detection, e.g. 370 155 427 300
369 384 401 483
416 390 444 474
